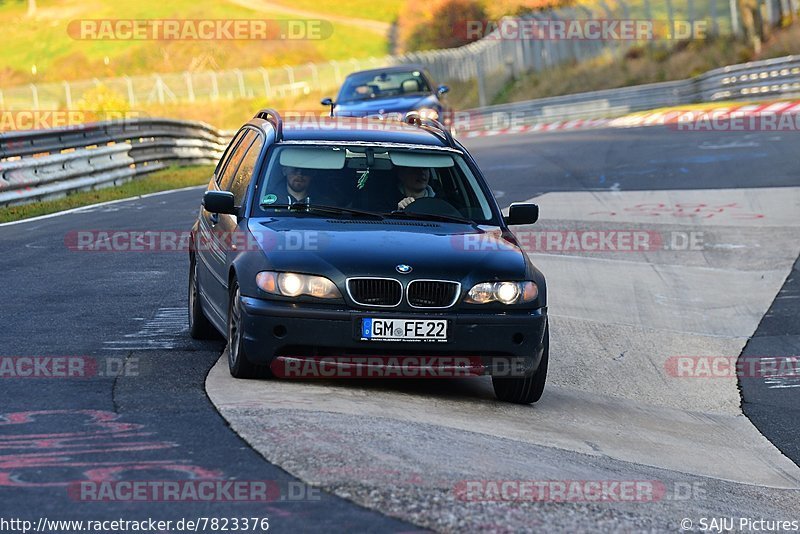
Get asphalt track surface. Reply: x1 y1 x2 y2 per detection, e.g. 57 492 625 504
0 124 798 532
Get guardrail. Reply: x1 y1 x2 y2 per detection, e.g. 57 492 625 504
2 0 779 111
0 118 226 207
461 54 800 130
2 54 799 208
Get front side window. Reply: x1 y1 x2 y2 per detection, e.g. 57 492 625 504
254 145 497 224
227 135 264 206
218 130 256 191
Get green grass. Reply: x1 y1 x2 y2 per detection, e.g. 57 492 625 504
267 0 404 22
0 0 391 85
0 165 213 223
494 21 800 107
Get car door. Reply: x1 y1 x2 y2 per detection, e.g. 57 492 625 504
208 129 265 316
197 129 255 319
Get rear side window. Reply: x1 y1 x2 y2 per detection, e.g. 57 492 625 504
227 135 264 207
218 130 256 190
215 130 246 185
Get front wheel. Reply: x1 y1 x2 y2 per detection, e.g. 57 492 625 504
227 280 271 379
492 323 549 404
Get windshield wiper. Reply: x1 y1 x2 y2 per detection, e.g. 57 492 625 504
385 210 474 225
261 203 385 220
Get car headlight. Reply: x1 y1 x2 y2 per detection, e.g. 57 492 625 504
256 271 341 299
464 281 538 305
416 107 439 121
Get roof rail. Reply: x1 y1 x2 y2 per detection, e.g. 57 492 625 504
254 108 283 141
403 111 456 148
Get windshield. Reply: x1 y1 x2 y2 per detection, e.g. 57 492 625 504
254 145 497 224
337 70 432 103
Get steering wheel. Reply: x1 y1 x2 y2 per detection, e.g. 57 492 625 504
401 197 464 219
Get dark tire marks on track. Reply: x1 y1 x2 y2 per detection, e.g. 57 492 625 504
0 191 416 532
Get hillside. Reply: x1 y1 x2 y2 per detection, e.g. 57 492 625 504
0 0 395 86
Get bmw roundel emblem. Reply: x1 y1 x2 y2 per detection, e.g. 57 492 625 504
396 264 412 274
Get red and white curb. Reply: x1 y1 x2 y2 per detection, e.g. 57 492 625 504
459 100 800 138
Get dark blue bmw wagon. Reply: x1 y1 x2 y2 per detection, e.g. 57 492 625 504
189 109 548 403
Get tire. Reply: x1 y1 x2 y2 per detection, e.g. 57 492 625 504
492 323 549 404
227 279 271 379
188 256 219 340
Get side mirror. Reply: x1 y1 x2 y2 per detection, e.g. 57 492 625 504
203 191 237 215
504 203 539 226
437 85 450 95
321 97 335 117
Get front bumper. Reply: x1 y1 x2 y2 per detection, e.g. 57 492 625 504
239 296 547 377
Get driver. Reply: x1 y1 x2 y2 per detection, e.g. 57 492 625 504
395 167 434 210
266 166 329 205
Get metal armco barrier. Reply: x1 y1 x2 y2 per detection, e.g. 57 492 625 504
1 55 799 208
0 118 226 207
461 55 800 131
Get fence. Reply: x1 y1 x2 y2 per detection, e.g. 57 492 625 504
0 119 226 206
1 0 796 112
463 54 800 128
1 53 799 208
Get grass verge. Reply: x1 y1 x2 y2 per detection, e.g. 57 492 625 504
495 23 800 106
0 165 214 224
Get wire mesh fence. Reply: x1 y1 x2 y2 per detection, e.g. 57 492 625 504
0 0 796 112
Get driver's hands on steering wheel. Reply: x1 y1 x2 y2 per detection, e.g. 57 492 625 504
397 197 416 210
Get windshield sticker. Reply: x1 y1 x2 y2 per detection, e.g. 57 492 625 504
263 194 278 205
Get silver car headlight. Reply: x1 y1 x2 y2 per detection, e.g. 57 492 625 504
464 281 538 305
256 271 341 299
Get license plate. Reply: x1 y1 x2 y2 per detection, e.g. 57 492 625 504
361 318 447 342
